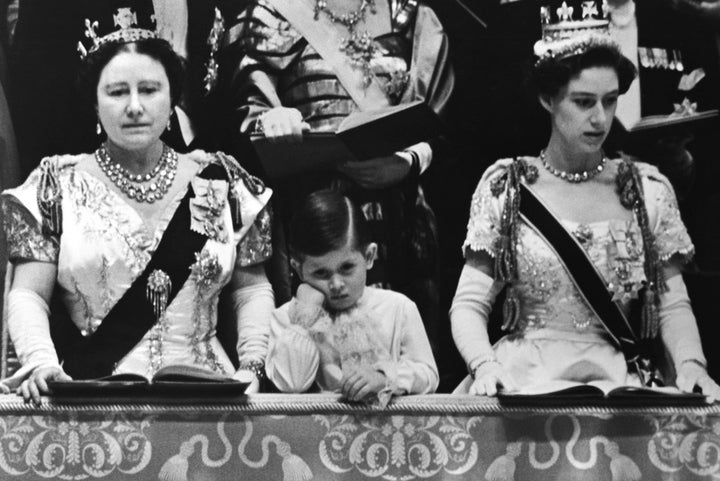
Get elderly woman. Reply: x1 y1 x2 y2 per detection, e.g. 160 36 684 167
451 7 720 399
1 26 274 403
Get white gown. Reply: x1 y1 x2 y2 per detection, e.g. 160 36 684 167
2 150 272 379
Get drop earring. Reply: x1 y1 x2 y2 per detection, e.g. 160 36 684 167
166 119 172 131
96 122 102 135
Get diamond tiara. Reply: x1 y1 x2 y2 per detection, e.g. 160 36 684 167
77 7 158 58
533 1 618 64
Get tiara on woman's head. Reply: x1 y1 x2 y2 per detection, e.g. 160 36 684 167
533 1 618 65
77 7 158 58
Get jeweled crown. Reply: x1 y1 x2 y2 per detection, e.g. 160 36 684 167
534 0 617 64
77 6 158 58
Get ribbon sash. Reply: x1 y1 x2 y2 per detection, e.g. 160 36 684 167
264 0 391 111
52 163 229 379
518 183 644 366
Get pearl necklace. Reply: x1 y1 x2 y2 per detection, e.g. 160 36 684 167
95 144 178 203
540 150 607 183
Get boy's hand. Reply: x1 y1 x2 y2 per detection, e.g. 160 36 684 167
296 283 326 307
340 366 387 402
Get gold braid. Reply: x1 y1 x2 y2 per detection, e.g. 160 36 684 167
616 158 666 339
491 156 664 340
490 158 538 332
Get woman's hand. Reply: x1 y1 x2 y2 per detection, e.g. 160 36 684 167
18 366 72 405
258 107 310 143
337 154 412 190
233 369 260 393
676 361 720 402
469 361 517 397
340 366 387 402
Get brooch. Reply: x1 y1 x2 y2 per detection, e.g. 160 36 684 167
146 269 172 321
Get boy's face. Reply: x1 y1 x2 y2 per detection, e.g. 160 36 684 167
293 240 377 312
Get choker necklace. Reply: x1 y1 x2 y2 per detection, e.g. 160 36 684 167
314 0 378 85
95 144 178 203
540 150 607 183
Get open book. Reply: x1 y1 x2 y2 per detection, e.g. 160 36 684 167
251 100 443 179
497 380 706 406
619 109 718 139
47 364 249 397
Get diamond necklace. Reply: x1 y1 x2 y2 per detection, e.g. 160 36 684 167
540 149 607 183
95 143 178 203
314 0 378 85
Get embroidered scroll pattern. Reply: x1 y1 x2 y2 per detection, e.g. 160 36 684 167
0 414 152 479
648 414 720 477
314 414 481 479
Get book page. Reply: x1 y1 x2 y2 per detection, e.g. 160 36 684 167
336 101 423 132
628 109 718 132
503 380 603 396
153 364 235 383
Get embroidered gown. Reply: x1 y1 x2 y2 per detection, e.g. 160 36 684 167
1 150 272 380
455 158 694 391
222 0 453 314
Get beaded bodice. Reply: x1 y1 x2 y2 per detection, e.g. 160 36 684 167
464 158 694 340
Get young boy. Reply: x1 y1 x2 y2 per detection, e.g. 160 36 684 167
266 190 438 405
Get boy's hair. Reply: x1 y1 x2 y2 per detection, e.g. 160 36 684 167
289 190 371 259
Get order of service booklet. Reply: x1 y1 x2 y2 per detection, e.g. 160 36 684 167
46 364 249 397
251 100 444 179
497 380 706 406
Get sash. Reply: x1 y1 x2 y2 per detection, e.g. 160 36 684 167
264 0 391 111
52 163 230 379
518 183 658 385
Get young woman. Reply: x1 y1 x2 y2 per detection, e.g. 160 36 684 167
451 30 720 400
1 32 274 403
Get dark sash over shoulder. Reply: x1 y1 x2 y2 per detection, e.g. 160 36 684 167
518 183 659 385
51 163 230 379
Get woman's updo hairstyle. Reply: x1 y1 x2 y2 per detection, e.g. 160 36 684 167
527 44 637 100
77 37 186 110
289 190 371 259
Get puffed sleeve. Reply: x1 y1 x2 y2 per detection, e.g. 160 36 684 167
462 165 508 257
642 169 694 264
374 296 439 395
266 300 322 393
213 152 273 266
1 162 61 263
236 204 273 266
